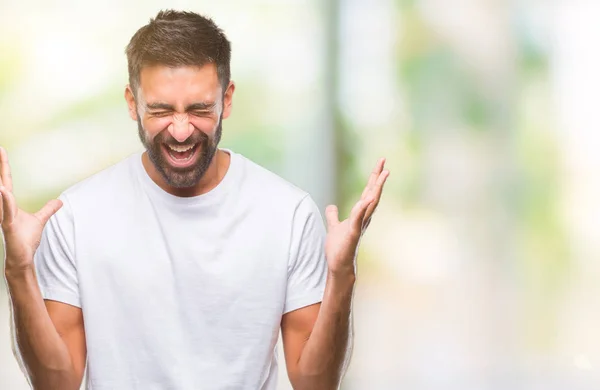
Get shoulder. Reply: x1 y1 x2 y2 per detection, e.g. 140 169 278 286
232 150 312 210
59 152 141 208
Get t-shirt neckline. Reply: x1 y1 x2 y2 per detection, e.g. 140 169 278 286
134 148 239 207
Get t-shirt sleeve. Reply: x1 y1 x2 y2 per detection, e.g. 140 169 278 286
33 194 80 308
284 194 328 314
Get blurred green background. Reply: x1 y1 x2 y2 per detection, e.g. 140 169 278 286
3 0 600 389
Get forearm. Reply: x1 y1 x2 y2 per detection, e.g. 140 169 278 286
295 272 355 390
5 263 79 390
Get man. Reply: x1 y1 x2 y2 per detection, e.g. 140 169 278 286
1 10 389 390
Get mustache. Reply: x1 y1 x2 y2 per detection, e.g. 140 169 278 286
155 128 209 146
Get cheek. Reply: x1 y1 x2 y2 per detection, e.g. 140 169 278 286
142 115 218 139
190 117 218 133
143 117 170 136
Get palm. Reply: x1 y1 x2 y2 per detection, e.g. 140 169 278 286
325 158 389 275
3 208 48 261
325 219 361 273
0 147 62 270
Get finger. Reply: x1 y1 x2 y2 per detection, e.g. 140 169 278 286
362 158 385 197
361 158 385 200
0 147 13 192
0 148 4 187
34 199 63 226
364 170 390 224
325 205 340 229
0 186 16 226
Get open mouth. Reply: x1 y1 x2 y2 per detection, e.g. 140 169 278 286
162 143 200 168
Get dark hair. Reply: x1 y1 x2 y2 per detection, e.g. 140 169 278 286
125 10 231 95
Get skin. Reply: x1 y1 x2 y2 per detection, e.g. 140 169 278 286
1 146 85 390
282 158 389 389
125 64 235 197
1 63 389 390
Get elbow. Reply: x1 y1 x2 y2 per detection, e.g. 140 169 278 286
290 369 341 390
30 366 81 390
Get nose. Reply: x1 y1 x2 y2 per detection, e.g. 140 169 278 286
167 113 195 142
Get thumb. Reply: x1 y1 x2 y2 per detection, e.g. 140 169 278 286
325 205 339 229
34 199 63 225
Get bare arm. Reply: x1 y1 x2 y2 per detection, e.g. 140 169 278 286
282 158 388 389
1 147 86 390
282 274 354 390
6 267 86 390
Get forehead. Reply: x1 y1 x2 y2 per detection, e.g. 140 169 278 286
137 64 221 104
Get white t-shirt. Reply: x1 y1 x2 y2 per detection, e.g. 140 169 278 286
33 149 328 390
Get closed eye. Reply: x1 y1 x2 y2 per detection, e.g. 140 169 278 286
190 111 211 117
150 111 171 117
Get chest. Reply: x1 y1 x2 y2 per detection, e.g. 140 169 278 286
76 201 291 323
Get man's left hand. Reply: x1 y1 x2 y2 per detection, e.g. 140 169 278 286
324 158 389 277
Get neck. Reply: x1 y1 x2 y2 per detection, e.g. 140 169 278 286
141 149 230 197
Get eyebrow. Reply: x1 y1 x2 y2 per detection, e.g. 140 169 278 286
145 102 216 111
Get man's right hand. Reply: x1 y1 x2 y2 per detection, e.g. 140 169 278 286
0 147 63 273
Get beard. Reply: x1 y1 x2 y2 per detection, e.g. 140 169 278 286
137 117 223 188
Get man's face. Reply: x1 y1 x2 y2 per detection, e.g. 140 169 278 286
127 64 233 188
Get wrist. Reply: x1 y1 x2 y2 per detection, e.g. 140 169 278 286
327 268 356 285
4 261 36 281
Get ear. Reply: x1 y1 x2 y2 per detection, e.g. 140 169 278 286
221 81 235 120
124 85 138 121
